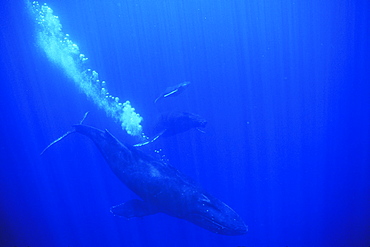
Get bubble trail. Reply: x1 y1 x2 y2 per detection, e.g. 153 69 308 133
29 1 144 137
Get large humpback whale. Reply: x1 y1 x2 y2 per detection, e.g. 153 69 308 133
45 123 247 235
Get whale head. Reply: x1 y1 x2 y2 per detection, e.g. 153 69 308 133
186 194 247 235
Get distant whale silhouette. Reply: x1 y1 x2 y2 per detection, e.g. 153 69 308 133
42 121 247 235
154 111 206 137
154 81 191 103
135 112 207 146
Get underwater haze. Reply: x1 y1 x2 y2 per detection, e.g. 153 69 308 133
1 0 370 246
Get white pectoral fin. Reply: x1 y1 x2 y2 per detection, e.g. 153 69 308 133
133 130 166 147
163 89 178 98
110 199 159 218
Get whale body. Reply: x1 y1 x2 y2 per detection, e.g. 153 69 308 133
135 112 207 146
73 124 247 235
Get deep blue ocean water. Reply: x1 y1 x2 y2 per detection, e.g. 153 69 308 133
1 0 369 246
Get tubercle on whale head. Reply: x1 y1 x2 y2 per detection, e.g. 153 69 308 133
186 194 248 236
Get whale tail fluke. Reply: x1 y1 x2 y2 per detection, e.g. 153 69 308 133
40 112 89 155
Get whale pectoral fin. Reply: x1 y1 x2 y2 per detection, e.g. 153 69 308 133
110 199 159 218
133 130 166 147
163 88 179 98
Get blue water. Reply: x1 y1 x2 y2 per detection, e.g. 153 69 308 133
1 0 369 246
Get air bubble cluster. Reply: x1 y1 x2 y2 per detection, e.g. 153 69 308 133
30 1 144 137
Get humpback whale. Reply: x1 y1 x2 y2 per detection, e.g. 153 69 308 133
44 123 247 235
153 112 207 137
154 81 191 103
135 112 207 146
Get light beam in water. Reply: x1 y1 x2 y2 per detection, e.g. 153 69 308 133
29 1 144 137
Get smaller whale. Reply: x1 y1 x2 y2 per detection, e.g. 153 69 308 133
154 111 207 137
135 112 207 146
154 81 191 103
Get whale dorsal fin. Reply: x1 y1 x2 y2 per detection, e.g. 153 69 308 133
103 129 128 147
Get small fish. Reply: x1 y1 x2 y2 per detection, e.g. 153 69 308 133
154 81 191 103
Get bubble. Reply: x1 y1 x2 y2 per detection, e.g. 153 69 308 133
30 1 144 137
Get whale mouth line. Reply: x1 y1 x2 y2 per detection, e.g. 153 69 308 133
189 212 226 228
189 211 246 235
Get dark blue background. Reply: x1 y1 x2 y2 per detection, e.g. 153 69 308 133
1 0 369 246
